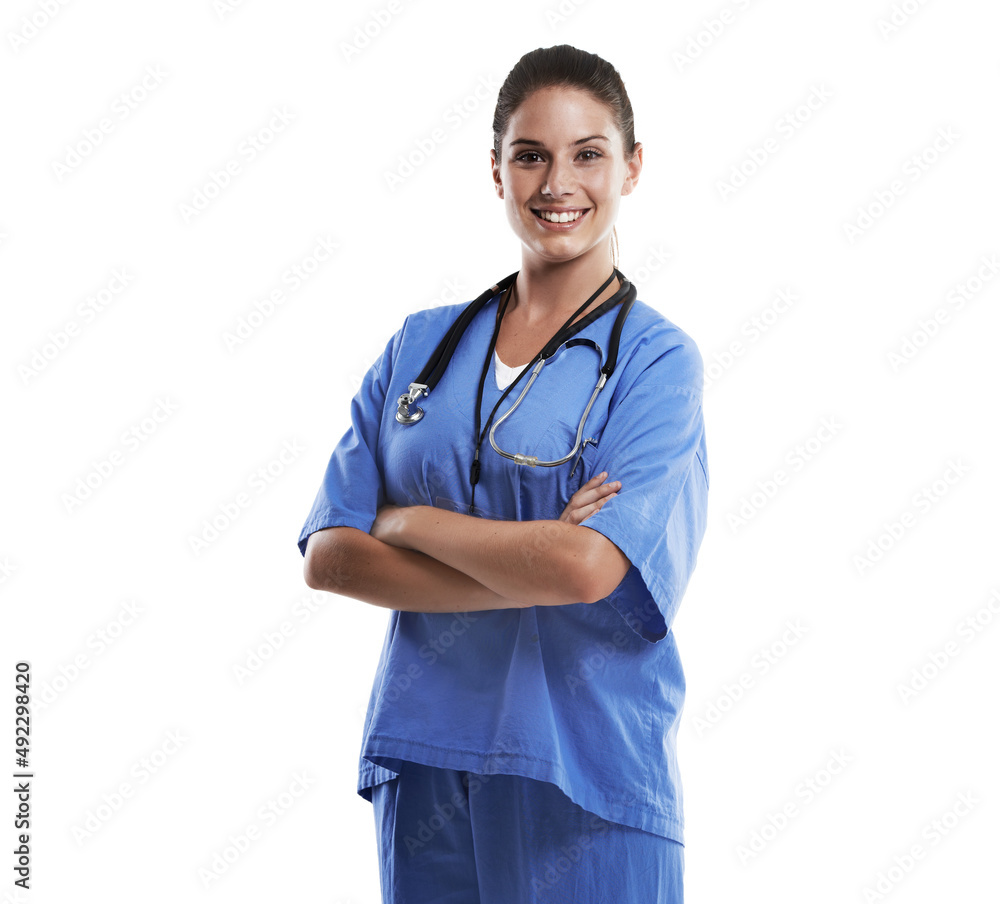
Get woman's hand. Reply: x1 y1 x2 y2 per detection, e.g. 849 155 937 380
370 504 415 549
559 471 621 525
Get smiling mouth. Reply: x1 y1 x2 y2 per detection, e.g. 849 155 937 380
532 208 588 224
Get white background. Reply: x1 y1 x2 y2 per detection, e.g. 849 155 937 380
2 0 998 901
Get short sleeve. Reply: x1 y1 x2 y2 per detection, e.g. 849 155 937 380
296 323 402 557
579 341 709 643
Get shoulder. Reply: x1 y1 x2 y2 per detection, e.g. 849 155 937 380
404 298 472 326
395 299 474 347
615 297 704 396
376 299 473 370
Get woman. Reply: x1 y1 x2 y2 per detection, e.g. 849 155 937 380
298 44 708 903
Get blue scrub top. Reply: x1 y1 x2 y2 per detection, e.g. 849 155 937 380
297 283 709 844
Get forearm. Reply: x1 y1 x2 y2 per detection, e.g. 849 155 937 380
387 506 601 606
304 527 526 613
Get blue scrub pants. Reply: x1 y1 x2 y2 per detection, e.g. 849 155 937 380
371 760 684 903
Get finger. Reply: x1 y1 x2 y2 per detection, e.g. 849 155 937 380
571 496 611 525
579 491 619 522
579 470 609 489
570 479 621 507
560 476 620 521
566 501 599 525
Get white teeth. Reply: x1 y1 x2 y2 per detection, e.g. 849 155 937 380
537 209 584 223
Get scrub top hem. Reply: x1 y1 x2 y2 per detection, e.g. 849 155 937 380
356 737 684 845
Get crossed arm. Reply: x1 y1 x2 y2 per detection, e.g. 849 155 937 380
303 472 631 613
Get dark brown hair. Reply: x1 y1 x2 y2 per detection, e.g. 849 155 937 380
492 44 637 163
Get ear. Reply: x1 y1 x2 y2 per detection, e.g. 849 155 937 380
621 142 643 197
490 148 504 199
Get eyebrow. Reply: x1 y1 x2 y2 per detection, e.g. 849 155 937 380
508 135 610 148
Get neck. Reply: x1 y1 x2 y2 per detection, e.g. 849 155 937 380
511 247 619 325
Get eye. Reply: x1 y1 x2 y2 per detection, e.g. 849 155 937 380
579 148 603 161
514 151 544 163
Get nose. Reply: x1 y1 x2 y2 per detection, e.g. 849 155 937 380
541 156 575 197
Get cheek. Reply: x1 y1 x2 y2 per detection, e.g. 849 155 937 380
505 198 524 227
587 161 629 201
590 174 621 208
504 172 534 206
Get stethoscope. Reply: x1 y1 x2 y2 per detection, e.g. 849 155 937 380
395 268 637 513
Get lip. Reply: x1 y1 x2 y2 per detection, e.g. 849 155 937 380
530 207 590 230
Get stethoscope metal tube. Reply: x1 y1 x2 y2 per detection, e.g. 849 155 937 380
394 273 520 426
488 339 607 467
395 382 429 425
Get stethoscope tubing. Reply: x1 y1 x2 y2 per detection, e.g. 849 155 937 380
487 344 608 467
393 268 637 511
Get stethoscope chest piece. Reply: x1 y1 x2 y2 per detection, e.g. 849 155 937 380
395 382 429 425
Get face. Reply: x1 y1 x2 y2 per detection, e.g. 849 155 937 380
491 85 642 268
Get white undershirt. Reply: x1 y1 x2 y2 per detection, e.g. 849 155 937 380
493 349 523 391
